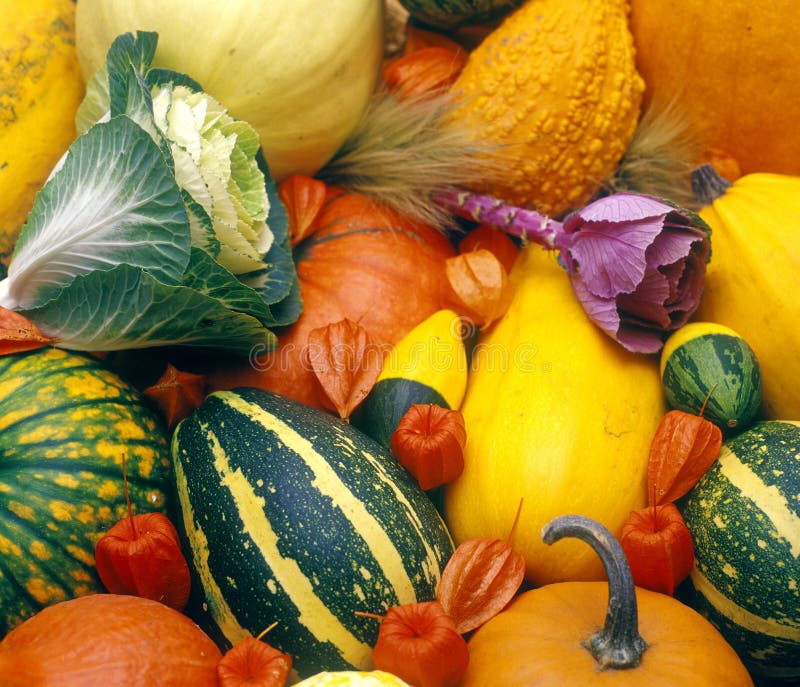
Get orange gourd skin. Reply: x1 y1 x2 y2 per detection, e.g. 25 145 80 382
0 594 222 687
629 1 800 176
461 583 754 686
206 187 461 408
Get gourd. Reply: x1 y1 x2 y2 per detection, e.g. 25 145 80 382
204 186 461 409
446 0 644 217
0 0 85 266
0 347 174 635
396 0 525 30
0 593 222 686
660 322 762 433
294 672 412 687
352 308 468 448
629 0 800 177
74 0 384 181
461 514 754 686
691 166 800 419
444 245 664 585
680 421 800 685
172 387 454 678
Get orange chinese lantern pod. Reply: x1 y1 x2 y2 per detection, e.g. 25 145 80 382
445 249 513 330
372 601 469 687
647 406 722 506
217 627 293 687
619 502 695 596
391 404 466 490
277 174 327 247
306 318 383 421
0 307 53 355
94 455 191 611
143 363 207 430
383 46 467 100
458 224 519 274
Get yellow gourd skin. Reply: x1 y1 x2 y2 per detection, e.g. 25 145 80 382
444 246 664 585
74 0 385 182
693 173 800 420
461 582 754 686
0 0 84 265
446 0 644 217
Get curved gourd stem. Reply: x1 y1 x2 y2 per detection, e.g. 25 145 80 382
542 514 647 669
691 163 732 206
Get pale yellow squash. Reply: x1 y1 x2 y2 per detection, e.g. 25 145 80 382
74 0 385 181
0 0 85 265
444 245 664 585
446 0 644 217
693 172 800 420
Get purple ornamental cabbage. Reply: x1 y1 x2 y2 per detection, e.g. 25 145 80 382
433 188 711 354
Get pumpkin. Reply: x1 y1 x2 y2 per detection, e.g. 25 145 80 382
205 186 461 408
444 244 664 585
0 593 222 686
461 515 754 686
74 0 384 181
0 0 85 266
172 387 454 678
680 421 800 685
294 672 412 687
629 0 800 177
446 0 644 217
0 347 175 634
691 166 800 419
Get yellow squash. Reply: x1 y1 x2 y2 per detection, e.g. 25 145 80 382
446 0 644 217
693 169 800 419
0 0 85 265
444 245 664 585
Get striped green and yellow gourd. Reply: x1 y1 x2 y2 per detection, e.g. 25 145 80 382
680 420 800 685
172 387 454 678
0 347 174 635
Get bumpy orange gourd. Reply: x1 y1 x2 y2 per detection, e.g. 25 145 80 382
446 0 644 217
629 1 800 177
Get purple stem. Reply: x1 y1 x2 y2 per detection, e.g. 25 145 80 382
432 187 564 249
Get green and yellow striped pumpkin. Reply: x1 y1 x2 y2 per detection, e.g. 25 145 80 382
0 347 174 635
172 387 454 679
680 420 800 685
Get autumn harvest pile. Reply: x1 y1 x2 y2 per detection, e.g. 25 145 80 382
1 0 799 685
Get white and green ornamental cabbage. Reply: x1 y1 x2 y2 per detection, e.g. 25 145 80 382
0 31 300 355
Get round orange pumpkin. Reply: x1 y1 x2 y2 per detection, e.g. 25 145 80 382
0 593 222 686
206 186 460 408
629 1 800 176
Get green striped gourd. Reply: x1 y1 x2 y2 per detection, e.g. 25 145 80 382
661 322 762 433
172 387 454 678
680 420 800 684
352 309 468 448
397 0 525 29
0 347 174 635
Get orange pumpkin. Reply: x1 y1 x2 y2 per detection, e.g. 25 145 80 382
206 186 460 408
629 1 800 176
0 594 222 687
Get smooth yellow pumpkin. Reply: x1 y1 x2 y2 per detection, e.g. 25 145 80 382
0 0 85 265
74 0 385 181
444 245 664 585
692 167 800 419
446 0 644 217
629 0 800 177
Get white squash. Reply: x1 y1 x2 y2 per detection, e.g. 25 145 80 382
75 0 385 181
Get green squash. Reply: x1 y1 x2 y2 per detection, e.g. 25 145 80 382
0 347 174 635
172 387 454 678
680 420 800 685
398 0 525 30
